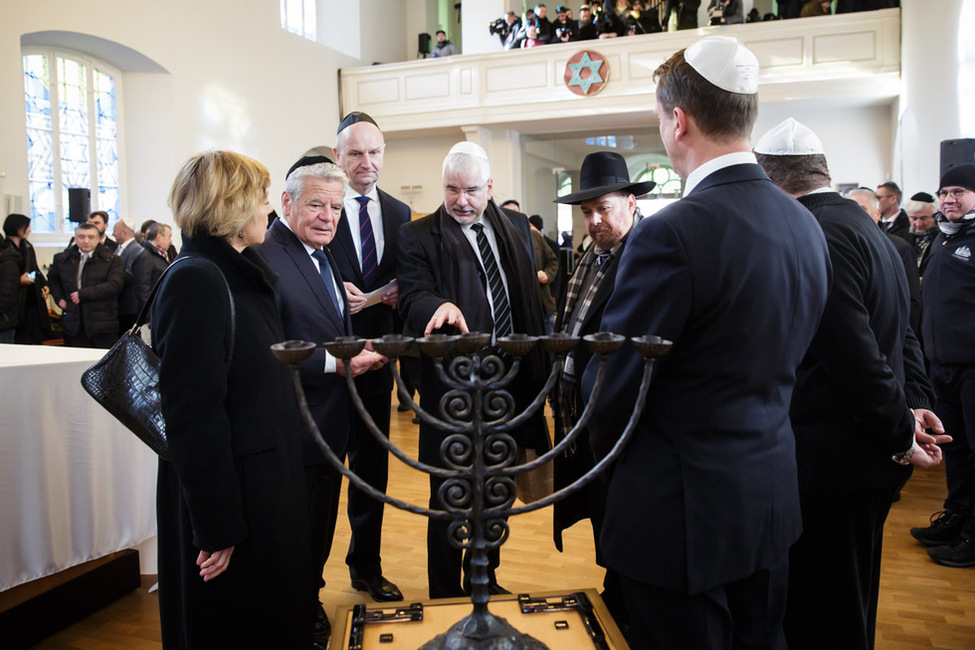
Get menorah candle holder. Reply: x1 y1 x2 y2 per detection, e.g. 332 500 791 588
271 331 671 649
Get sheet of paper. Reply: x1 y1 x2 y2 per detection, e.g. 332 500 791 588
362 279 396 308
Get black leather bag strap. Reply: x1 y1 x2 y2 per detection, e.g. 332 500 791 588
132 256 236 365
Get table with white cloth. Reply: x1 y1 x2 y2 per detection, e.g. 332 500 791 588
0 344 157 593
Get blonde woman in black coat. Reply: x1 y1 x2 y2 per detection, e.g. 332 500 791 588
152 151 311 649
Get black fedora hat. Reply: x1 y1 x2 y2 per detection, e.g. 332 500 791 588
554 151 655 205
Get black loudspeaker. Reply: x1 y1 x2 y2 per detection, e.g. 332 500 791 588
418 33 431 58
68 188 90 223
941 139 975 178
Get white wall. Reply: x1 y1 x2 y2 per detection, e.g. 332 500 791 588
461 0 506 55
1 0 406 266
898 0 970 196
381 133 461 216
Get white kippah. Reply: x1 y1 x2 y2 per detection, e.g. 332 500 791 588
119 217 135 230
685 36 759 95
754 118 825 156
448 141 489 160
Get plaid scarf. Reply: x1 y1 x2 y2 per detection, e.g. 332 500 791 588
555 239 624 446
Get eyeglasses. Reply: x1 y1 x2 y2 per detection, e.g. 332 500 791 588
937 188 970 200
444 185 484 198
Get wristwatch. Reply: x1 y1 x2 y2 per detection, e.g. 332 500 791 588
892 440 917 466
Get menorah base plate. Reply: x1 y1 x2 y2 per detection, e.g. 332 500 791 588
329 588 626 649
419 611 548 650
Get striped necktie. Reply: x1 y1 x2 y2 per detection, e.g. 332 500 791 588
470 223 512 339
356 196 377 287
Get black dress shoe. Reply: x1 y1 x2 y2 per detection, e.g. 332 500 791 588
397 403 411 412
313 602 331 644
487 583 511 595
351 575 404 602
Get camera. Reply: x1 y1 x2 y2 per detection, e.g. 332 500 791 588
489 17 507 36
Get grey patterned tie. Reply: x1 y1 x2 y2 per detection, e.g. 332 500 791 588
470 223 512 339
77 253 89 288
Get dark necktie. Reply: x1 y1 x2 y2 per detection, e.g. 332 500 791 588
356 196 377 287
470 223 512 339
595 250 612 267
311 249 342 315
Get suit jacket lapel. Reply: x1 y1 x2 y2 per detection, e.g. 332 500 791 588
333 208 362 286
272 221 347 333
375 190 400 282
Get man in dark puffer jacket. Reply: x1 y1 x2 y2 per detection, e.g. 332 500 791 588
49 222 124 348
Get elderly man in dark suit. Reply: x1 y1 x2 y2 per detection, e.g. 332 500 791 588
330 112 411 603
397 142 549 599
581 37 832 649
755 117 948 650
550 151 653 627
256 157 386 646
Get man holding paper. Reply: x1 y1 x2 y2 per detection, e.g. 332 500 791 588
330 111 412 603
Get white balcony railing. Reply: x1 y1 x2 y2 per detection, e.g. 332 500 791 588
339 8 900 135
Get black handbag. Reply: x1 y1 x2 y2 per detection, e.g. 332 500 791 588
80 256 235 460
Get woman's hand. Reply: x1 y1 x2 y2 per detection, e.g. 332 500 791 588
197 546 234 582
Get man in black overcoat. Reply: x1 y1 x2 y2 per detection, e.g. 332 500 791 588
257 157 386 644
397 142 549 599
550 151 652 626
580 37 831 649
755 117 948 650
330 112 411 602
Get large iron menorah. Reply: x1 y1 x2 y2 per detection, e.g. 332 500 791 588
271 331 671 650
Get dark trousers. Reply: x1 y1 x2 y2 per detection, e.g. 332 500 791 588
64 330 116 348
620 557 788 650
930 363 975 539
785 486 898 650
426 473 502 599
398 355 421 406
305 463 342 596
345 369 393 579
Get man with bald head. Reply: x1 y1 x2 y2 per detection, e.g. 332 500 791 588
330 111 411 603
398 142 549 599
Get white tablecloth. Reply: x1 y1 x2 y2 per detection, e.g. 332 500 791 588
0 344 158 591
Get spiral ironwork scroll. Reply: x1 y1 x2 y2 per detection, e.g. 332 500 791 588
270 331 671 649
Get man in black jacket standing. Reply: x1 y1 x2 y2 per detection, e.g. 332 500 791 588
397 142 549 599
330 111 411 603
49 222 123 348
755 117 948 650
551 151 653 628
912 163 975 568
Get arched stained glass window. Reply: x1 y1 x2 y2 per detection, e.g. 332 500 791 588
23 50 121 235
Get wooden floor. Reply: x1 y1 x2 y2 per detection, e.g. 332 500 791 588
30 405 975 649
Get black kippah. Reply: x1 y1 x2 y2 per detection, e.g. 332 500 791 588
910 191 936 203
286 154 334 181
337 111 379 135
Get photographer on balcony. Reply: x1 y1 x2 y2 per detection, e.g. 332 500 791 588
550 4 580 42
